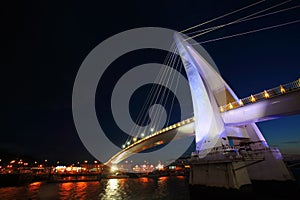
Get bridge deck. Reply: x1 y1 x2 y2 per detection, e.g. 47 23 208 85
107 79 300 165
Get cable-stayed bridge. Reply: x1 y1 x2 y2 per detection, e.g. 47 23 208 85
101 1 300 189
104 31 300 189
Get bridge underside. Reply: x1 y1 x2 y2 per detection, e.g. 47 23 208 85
106 121 194 165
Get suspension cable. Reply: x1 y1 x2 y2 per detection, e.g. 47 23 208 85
180 0 266 33
186 0 292 40
186 4 300 36
193 19 300 45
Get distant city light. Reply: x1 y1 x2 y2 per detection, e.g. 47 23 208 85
156 163 164 170
169 165 176 170
111 165 118 172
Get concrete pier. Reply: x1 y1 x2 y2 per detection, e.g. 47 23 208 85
189 147 294 189
189 160 251 189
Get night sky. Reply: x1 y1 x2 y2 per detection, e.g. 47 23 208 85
2 0 300 163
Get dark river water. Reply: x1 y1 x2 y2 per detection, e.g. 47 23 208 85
1 170 300 200
0 176 191 200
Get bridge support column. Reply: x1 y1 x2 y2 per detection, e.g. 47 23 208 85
189 160 251 189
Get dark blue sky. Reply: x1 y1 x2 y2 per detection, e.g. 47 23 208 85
1 0 300 162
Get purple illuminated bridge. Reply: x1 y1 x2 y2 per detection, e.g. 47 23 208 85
106 33 300 189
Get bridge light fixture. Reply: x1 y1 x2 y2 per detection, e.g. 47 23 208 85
150 128 154 132
122 144 125 148
220 106 224 112
127 141 130 145
250 95 256 102
238 99 244 106
141 133 145 137
133 137 137 142
229 103 233 109
280 85 286 93
264 90 270 98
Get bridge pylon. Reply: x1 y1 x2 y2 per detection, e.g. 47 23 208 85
174 32 294 189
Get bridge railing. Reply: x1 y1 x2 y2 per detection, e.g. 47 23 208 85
220 78 300 113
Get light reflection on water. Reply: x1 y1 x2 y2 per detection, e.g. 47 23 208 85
0 176 190 200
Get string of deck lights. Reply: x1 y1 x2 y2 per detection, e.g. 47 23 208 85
219 78 300 112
